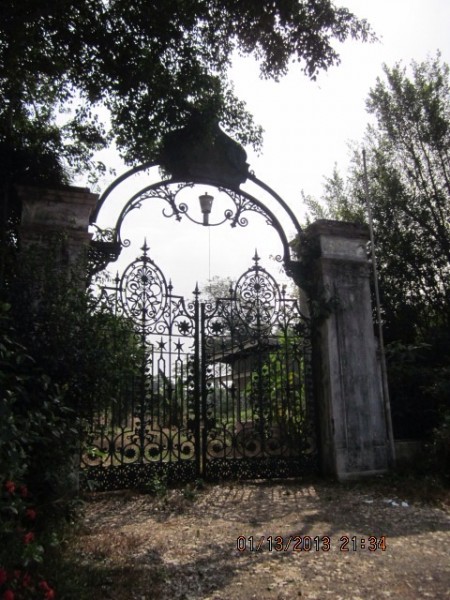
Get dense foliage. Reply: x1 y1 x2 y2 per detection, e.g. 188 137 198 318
304 54 450 453
0 300 75 597
0 239 144 594
307 55 450 340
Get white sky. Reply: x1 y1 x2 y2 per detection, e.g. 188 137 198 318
231 0 450 202
88 0 450 298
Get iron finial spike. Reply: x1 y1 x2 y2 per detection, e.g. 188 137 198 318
193 282 200 297
141 238 149 254
253 249 260 264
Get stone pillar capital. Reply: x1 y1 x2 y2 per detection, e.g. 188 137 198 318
16 184 98 269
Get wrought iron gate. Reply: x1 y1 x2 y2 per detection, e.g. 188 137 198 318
81 244 316 490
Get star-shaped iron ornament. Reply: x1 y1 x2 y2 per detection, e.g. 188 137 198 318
211 320 224 334
157 338 167 350
177 320 191 335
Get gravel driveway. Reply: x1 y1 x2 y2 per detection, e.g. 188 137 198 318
74 478 450 599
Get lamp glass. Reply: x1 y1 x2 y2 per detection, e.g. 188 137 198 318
199 192 214 214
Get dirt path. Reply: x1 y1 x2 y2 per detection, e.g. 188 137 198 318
72 479 450 599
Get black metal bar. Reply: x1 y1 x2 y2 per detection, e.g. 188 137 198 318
193 293 202 478
200 302 208 477
90 161 158 224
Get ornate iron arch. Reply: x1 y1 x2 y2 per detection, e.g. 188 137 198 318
88 119 303 278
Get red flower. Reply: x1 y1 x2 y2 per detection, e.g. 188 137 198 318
39 581 56 597
18 485 28 499
3 590 15 600
23 532 34 545
4 481 15 495
13 571 21 580
25 508 37 521
0 569 7 585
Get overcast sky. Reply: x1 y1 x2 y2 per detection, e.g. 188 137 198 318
91 0 450 298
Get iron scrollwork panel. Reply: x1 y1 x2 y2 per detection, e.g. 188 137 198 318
201 256 316 480
81 243 200 489
81 249 316 489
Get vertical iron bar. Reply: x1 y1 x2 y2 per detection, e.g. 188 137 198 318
200 303 208 476
193 291 202 477
256 305 265 455
139 322 147 465
138 257 148 466
113 274 121 466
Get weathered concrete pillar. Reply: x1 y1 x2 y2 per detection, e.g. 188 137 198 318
16 184 98 270
15 184 98 495
295 220 391 480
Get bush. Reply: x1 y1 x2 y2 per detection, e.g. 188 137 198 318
0 480 57 600
427 403 450 481
386 341 450 441
0 302 79 501
0 302 75 597
0 237 142 595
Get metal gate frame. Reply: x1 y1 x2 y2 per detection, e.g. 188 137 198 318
80 245 316 490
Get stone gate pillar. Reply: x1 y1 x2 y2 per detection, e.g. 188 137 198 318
14 184 98 495
16 184 98 273
294 220 392 480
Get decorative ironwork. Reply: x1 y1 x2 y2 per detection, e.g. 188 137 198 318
87 226 123 278
90 177 299 277
120 241 168 330
115 182 285 232
81 249 316 490
200 255 315 481
233 251 280 334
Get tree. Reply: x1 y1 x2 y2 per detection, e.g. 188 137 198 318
361 56 450 443
302 163 366 223
306 54 450 341
0 1 376 294
0 1 373 218
364 55 450 341
304 54 450 441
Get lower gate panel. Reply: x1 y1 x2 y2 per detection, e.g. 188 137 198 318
82 462 199 492
203 457 317 481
